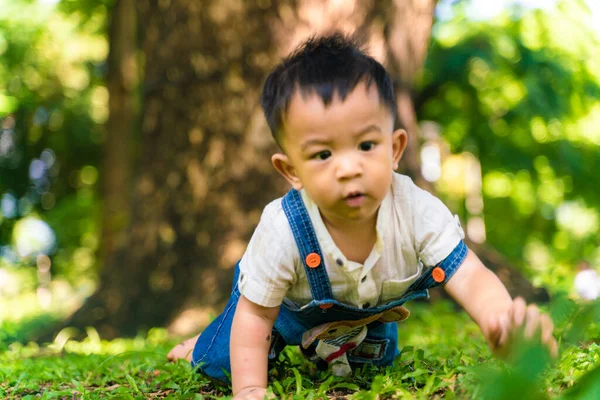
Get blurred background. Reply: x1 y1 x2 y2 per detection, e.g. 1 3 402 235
0 0 599 344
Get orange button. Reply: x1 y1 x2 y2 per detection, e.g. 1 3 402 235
319 303 333 309
306 253 321 268
432 267 445 283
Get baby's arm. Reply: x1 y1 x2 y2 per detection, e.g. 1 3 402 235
444 248 557 356
230 295 279 399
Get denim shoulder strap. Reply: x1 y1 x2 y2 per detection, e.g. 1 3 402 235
281 189 334 301
406 240 468 293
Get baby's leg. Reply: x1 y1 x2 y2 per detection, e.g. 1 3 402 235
167 333 200 362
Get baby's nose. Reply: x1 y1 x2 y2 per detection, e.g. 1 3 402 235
336 155 362 179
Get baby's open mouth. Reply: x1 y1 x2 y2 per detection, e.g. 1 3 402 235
345 192 363 199
344 192 365 207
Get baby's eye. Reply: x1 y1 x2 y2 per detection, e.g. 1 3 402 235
359 141 375 151
313 150 331 160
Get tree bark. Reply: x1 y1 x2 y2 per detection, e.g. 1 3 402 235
100 0 137 272
44 0 289 339
385 0 437 192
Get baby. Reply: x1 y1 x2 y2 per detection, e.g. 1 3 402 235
168 33 557 400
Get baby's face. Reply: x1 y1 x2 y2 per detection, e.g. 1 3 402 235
277 81 406 227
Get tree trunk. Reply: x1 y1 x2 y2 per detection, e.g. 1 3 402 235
46 0 289 339
385 0 437 192
100 0 137 272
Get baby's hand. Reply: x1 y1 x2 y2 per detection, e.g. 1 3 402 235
486 297 558 358
233 387 272 400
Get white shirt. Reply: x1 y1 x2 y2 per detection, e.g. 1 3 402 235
238 173 465 309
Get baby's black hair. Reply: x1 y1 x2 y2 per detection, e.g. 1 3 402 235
260 32 397 146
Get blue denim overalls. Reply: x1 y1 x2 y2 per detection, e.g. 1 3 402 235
191 189 467 382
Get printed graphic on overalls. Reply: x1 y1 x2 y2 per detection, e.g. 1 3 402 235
301 305 410 376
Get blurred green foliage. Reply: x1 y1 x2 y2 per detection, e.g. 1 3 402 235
0 0 106 321
0 3 111 348
421 0 600 292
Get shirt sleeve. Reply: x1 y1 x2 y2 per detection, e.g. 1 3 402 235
409 184 466 267
238 198 298 308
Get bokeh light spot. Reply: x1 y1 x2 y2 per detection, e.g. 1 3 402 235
80 165 98 186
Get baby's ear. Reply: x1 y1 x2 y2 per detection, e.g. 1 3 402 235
392 129 408 169
272 153 303 190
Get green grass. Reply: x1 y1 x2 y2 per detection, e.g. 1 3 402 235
1 300 599 399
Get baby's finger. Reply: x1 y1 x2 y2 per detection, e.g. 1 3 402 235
486 315 501 348
539 314 558 358
524 304 540 339
511 297 527 328
497 313 511 347
540 314 554 343
549 338 559 358
488 313 509 351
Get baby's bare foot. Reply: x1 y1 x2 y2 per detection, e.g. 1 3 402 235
167 334 200 363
